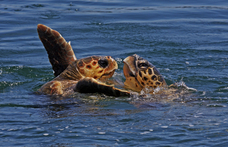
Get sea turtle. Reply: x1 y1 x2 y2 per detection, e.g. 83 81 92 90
37 24 130 97
123 54 195 103
123 54 168 93
37 24 187 99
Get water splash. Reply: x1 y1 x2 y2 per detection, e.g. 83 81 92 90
129 79 197 104
169 80 197 91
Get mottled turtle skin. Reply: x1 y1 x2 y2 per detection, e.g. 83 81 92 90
37 24 130 97
123 54 167 93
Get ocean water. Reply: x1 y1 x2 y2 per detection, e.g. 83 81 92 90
0 0 228 146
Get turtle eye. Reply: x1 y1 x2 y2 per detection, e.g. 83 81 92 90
138 63 148 69
98 59 108 68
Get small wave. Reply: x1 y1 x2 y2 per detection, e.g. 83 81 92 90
169 80 197 91
129 80 197 104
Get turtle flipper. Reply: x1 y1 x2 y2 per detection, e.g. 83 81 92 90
75 77 130 97
38 80 64 95
37 24 77 77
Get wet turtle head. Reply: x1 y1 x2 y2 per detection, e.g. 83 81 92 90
123 54 167 92
76 56 118 81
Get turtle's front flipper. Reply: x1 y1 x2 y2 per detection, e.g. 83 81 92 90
75 77 130 97
37 24 77 77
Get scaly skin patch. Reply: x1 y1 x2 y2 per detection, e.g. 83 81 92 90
76 56 117 81
123 54 167 92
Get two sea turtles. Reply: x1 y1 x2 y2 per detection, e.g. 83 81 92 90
37 24 170 97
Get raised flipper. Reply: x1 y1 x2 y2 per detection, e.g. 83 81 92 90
37 24 77 77
75 77 131 97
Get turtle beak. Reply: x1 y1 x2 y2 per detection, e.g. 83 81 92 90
123 55 137 77
105 56 118 72
99 56 118 81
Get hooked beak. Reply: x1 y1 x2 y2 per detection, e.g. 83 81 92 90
99 56 118 81
123 55 137 77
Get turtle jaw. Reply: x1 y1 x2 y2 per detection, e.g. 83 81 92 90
123 55 143 92
99 69 116 81
123 55 137 78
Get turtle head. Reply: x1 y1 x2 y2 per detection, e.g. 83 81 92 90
123 54 167 92
76 56 118 81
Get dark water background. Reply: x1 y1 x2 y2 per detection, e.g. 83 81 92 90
1 0 228 146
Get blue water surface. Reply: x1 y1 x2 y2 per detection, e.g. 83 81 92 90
0 0 228 146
